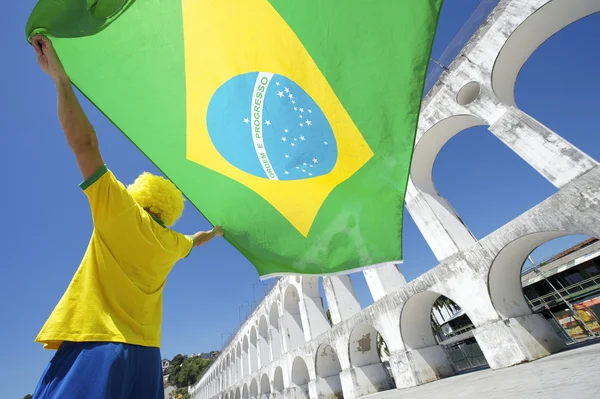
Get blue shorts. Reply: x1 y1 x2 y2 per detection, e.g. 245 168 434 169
33 341 164 399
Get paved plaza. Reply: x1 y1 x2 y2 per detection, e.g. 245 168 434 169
367 341 600 399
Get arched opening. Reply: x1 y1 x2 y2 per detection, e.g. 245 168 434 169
301 276 331 338
348 323 395 396
260 373 271 399
273 366 285 393
269 302 283 359
242 383 249 399
250 378 259 399
291 357 310 399
490 233 600 342
226 353 231 388
225 393 230 399
235 387 241 399
315 344 343 398
492 0 600 107
514 11 600 162
401 291 487 380
433 124 557 238
283 285 305 351
258 315 270 368
250 327 259 373
242 335 250 378
236 342 242 382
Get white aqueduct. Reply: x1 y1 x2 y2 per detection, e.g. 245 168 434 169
191 1 600 398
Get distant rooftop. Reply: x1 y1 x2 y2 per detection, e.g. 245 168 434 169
522 238 600 287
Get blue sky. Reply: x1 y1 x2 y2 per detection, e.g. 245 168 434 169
1 1 599 397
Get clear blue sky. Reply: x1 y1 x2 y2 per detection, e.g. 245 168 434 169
1 1 599 397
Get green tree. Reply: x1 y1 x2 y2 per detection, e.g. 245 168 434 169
23 395 33 399
168 354 213 389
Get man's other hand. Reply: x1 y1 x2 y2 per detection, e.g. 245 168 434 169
31 35 67 82
211 226 224 237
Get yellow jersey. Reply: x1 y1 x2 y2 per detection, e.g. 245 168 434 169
36 166 194 349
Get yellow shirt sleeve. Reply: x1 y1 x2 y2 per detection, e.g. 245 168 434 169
79 165 137 226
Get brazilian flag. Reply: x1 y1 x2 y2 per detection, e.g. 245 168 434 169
27 0 443 279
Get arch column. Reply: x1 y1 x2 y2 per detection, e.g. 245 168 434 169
363 263 408 302
488 106 597 188
300 277 330 341
322 275 361 324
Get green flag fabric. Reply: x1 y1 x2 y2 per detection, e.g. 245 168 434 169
27 0 443 279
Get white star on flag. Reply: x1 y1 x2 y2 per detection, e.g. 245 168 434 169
294 138 297 141
282 136 287 142
294 107 298 111
300 108 304 113
243 118 249 123
303 162 307 166
299 123 304 127
284 87 290 93
277 91 284 98
284 129 289 133
313 158 318 163
300 136 305 141
299 115 303 119
308 109 312 113
285 171 289 175
310 165 313 168
309 173 313 176
265 120 271 126
296 166 300 169
324 141 328 145
291 100 296 104
302 169 306 173
276 82 280 86
306 120 312 126
288 94 294 99
291 143 296 147
285 154 289 158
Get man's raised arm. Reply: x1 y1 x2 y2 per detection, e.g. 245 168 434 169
32 36 104 181
192 226 224 247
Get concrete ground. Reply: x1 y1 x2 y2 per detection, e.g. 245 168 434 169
366 341 600 399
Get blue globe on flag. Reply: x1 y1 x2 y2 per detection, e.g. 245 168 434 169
207 72 338 181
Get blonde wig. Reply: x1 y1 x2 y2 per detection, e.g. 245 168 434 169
127 172 184 227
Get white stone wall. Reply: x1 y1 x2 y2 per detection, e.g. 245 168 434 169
191 1 600 398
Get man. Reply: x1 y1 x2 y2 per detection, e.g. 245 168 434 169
31 35 223 398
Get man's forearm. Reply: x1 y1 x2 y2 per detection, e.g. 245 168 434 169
54 77 99 153
192 230 217 247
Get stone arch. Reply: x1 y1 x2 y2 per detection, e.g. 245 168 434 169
348 323 383 367
236 342 243 381
258 315 270 367
242 383 249 399
488 231 587 319
260 373 271 398
269 302 283 359
400 290 491 382
492 0 600 106
283 284 305 351
250 378 259 399
301 276 331 339
242 335 250 378
412 115 487 199
273 366 285 393
291 356 311 398
347 323 395 395
315 344 343 399
250 327 259 373
235 386 241 399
